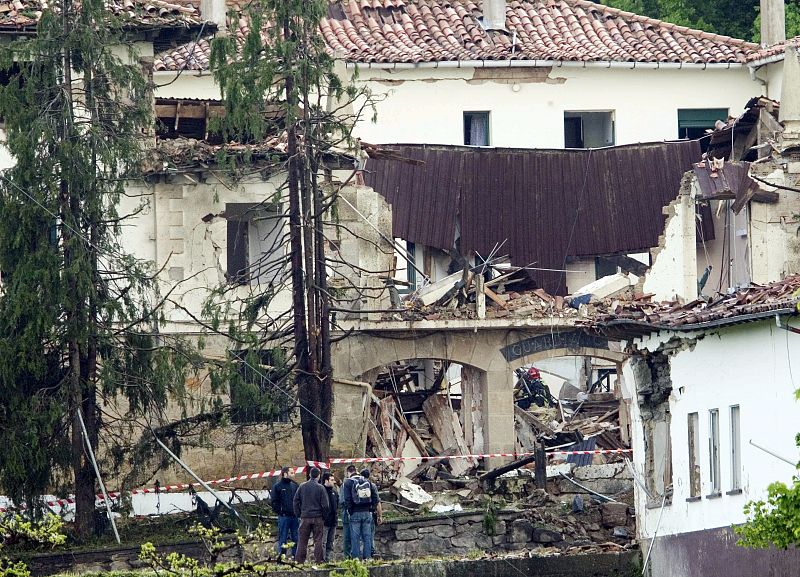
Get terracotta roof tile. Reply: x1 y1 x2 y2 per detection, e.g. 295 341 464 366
0 0 203 29
154 0 758 72
747 35 800 63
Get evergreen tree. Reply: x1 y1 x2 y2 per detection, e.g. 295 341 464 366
209 0 373 461
0 0 202 536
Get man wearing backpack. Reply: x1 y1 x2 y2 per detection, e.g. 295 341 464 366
270 467 299 559
344 468 380 559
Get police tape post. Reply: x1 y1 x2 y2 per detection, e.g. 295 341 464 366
0 448 631 512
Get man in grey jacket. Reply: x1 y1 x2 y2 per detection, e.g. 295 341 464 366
293 467 330 564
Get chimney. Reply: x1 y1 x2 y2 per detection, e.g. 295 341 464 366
200 0 227 34
482 0 507 32
780 46 800 148
760 0 785 47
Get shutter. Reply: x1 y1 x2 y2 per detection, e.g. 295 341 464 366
227 219 249 284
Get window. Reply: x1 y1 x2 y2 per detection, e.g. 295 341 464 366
392 239 416 293
678 108 728 152
229 349 291 424
687 412 701 499
564 111 615 148
708 408 721 495
226 203 283 286
730 405 742 492
464 112 490 146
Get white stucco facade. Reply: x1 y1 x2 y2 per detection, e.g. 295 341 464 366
155 64 764 149
622 319 800 540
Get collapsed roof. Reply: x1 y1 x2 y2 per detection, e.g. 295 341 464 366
364 140 707 295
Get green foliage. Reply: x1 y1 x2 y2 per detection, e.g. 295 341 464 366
0 514 65 577
331 558 369 577
736 476 800 549
0 0 208 534
598 0 763 41
139 523 291 577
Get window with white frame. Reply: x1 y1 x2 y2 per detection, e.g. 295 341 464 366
730 405 742 492
708 408 721 495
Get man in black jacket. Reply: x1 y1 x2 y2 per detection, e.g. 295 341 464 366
270 467 299 559
293 467 330 564
321 472 339 561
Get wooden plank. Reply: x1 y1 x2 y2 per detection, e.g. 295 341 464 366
379 396 396 450
422 394 475 476
476 274 486 319
483 286 508 309
394 404 430 456
367 419 392 459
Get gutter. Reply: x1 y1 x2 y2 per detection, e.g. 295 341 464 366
747 53 787 69
347 60 744 71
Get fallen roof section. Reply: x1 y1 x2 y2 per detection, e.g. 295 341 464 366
590 275 800 337
365 140 705 295
153 0 758 71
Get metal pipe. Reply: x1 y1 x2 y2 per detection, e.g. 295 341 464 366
749 439 797 466
150 428 251 531
642 494 667 575
76 409 120 544
557 472 620 503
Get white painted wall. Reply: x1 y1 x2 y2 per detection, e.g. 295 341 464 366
623 320 800 539
156 66 761 148
346 66 759 147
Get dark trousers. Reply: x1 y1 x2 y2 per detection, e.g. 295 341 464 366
341 507 351 558
276 515 299 558
322 524 336 561
296 516 325 564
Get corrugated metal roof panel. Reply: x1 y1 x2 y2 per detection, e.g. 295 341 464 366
365 141 702 294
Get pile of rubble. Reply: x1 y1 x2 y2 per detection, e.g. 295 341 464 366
387 264 640 323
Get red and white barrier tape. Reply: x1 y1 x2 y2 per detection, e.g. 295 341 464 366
0 450 632 512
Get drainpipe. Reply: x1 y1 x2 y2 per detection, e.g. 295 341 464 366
347 60 742 72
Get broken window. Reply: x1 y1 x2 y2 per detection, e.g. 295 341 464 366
730 405 741 492
463 111 490 146
677 108 728 152
564 111 615 148
392 239 416 293
229 349 291 424
687 412 701 499
708 408 721 495
225 203 284 286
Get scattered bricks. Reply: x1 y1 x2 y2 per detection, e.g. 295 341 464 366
531 528 563 544
510 519 534 543
601 502 630 528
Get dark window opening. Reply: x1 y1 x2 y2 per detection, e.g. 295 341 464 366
230 349 292 424
225 202 283 286
678 108 728 153
464 111 490 146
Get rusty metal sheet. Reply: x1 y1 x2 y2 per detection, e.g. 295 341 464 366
365 141 702 295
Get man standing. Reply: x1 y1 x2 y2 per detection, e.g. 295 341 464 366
270 467 299 559
292 467 330 564
339 465 357 557
344 468 380 560
321 472 339 562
